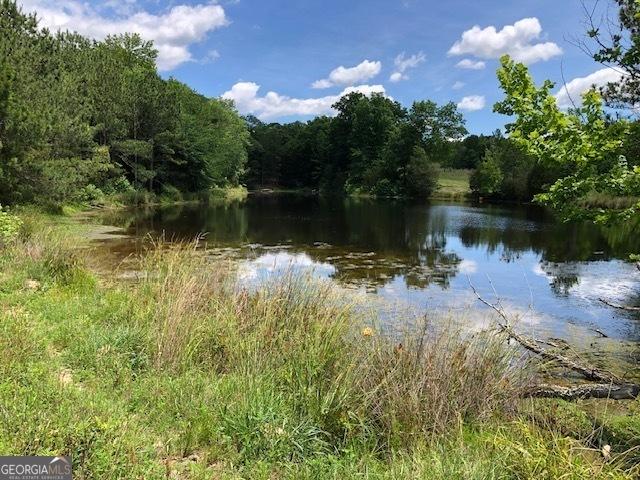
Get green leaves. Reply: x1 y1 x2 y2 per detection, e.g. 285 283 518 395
0 0 249 204
494 55 639 224
0 205 22 245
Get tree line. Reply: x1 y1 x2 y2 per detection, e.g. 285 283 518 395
0 0 248 207
245 93 467 198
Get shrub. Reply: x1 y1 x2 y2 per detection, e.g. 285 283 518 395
76 184 105 206
373 178 397 197
101 175 134 195
470 151 503 196
404 146 439 198
0 205 22 246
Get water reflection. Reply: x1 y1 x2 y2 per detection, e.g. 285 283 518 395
96 193 640 341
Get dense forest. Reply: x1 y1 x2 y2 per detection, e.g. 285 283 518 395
245 97 466 197
0 0 472 205
0 0 248 207
1 0 640 211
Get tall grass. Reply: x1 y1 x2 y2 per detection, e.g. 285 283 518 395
356 322 525 444
578 192 640 210
137 237 231 370
134 239 526 451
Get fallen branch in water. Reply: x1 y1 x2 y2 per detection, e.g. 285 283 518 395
590 328 608 338
525 383 640 400
468 279 640 400
599 298 640 312
469 280 621 384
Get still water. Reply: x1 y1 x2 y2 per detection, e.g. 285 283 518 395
95 193 640 342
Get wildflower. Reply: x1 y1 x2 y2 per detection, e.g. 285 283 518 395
361 326 374 337
24 279 41 290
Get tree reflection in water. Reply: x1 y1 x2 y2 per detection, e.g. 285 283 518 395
96 193 640 340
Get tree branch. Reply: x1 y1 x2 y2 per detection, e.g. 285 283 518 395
469 279 622 384
599 297 640 311
525 383 640 400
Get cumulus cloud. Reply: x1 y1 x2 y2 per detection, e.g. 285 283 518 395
456 59 486 70
554 67 625 108
452 81 465 90
312 60 382 89
389 51 425 82
19 0 229 70
222 82 387 120
449 17 562 65
457 95 486 112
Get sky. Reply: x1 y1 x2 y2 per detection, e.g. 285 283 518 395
18 0 625 134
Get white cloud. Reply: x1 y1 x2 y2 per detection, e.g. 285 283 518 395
311 79 333 89
449 17 562 65
238 252 336 282
458 259 478 274
457 95 486 112
452 81 465 90
389 51 425 82
554 68 625 108
222 82 387 120
19 0 229 70
312 60 382 89
456 59 486 70
201 49 221 64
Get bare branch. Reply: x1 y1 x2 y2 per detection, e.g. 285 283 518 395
525 383 639 400
599 297 640 311
468 278 622 384
590 328 608 338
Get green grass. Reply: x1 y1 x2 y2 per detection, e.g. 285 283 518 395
208 185 249 202
577 191 640 211
0 213 637 478
433 168 472 200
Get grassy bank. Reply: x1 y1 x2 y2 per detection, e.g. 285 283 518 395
35 186 250 214
0 211 638 478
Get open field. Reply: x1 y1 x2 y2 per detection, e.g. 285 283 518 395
433 169 472 200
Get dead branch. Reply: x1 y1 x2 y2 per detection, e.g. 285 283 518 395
536 339 563 349
599 298 640 312
525 383 640 401
590 328 608 338
468 280 621 384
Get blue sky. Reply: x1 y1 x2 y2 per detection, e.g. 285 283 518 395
21 0 623 134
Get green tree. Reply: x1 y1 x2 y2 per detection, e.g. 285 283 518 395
494 55 639 222
0 0 249 205
405 145 439 198
583 0 640 109
408 100 467 165
470 149 503 197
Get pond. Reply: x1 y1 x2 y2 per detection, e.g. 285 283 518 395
93 193 640 343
